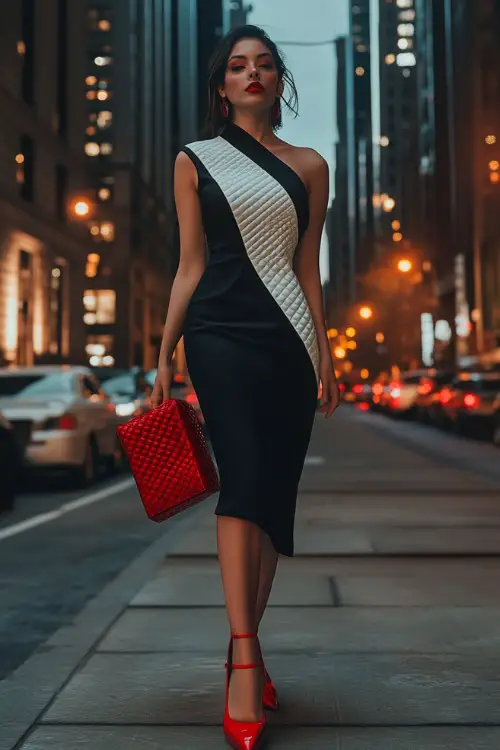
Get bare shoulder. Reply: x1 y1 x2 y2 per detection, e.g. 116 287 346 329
174 149 198 188
294 146 329 177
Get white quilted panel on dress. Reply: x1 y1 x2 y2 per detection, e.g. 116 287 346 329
186 137 320 383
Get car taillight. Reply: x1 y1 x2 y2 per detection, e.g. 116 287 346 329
58 413 78 430
353 384 363 394
439 388 452 405
372 383 383 396
463 393 479 409
418 381 433 396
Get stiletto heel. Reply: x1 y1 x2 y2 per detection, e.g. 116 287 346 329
262 668 279 711
223 632 266 750
255 638 279 711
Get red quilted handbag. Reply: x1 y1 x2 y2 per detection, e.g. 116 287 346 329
116 398 220 522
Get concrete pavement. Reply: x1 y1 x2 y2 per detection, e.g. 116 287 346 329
3 407 500 749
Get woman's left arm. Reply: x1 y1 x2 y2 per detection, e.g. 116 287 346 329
294 151 340 418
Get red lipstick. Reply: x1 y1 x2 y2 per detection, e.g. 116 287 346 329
246 82 264 93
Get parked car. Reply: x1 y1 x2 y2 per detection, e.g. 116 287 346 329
0 366 121 486
415 370 456 426
439 371 500 439
370 373 391 412
385 370 432 417
100 371 151 423
0 410 22 512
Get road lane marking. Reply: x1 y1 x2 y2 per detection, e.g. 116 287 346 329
304 455 325 466
0 477 135 542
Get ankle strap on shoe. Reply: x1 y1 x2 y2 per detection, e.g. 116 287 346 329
232 632 258 639
231 661 264 669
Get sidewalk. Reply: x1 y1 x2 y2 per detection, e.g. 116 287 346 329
4 409 500 749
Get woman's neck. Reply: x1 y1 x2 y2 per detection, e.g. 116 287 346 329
230 114 277 145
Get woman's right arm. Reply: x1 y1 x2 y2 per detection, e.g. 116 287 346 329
151 151 206 407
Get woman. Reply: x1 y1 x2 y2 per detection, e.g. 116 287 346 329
152 24 340 749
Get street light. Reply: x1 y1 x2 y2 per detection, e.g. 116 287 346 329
397 258 413 273
70 198 93 219
345 327 356 338
359 305 373 320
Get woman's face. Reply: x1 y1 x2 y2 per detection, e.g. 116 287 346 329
219 37 282 115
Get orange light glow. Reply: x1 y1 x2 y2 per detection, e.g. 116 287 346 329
490 171 500 184
72 199 91 218
397 258 412 273
489 160 500 171
391 220 401 230
334 346 347 359
359 306 373 321
375 332 385 343
393 232 403 242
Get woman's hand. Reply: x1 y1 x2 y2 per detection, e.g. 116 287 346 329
318 354 341 419
151 363 172 408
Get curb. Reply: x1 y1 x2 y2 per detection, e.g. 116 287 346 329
0 498 212 750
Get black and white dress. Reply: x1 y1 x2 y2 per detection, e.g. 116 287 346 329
181 122 319 556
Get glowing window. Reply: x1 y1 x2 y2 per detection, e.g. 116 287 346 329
85 142 100 157
95 56 113 66
397 23 415 36
96 110 113 129
84 290 116 324
399 9 415 20
397 52 416 66
396 0 413 7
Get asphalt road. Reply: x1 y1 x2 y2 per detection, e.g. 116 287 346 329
0 471 165 682
0 405 499 684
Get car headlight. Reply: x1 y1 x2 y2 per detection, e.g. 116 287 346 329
115 401 137 417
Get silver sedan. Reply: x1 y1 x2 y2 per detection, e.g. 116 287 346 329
0 366 121 486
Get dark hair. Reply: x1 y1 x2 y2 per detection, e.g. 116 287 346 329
203 24 299 138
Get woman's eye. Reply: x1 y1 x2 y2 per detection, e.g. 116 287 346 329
261 63 274 69
229 65 244 72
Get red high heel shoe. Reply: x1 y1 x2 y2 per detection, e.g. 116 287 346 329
262 667 279 712
255 640 279 711
223 632 266 750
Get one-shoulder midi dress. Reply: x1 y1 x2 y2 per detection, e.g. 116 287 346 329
181 122 320 556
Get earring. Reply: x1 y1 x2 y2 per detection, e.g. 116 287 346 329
220 97 229 118
272 98 281 120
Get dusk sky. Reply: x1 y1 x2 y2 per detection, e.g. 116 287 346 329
248 0 349 281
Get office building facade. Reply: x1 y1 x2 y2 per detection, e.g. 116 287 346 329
0 0 92 366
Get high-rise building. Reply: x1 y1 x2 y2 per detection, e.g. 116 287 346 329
414 0 500 363
350 0 375 278
375 0 419 251
0 0 91 366
83 1 229 370
328 37 356 324
224 0 253 30
83 1 183 370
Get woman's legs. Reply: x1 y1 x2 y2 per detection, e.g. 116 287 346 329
255 531 279 629
217 516 264 722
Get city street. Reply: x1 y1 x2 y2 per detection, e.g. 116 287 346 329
1 406 500 748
